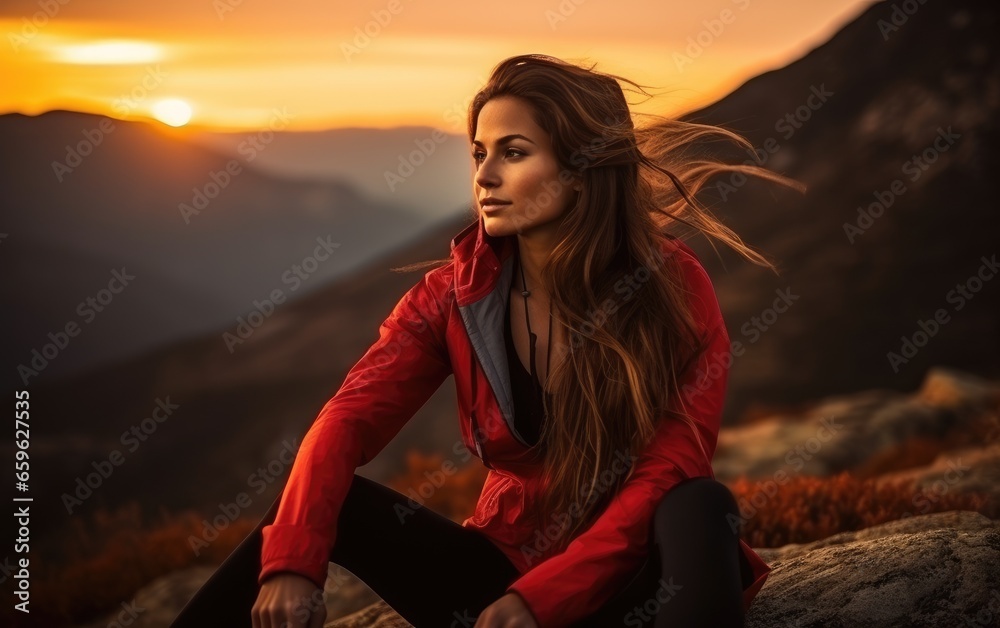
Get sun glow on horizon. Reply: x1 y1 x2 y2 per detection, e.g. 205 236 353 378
0 1 872 132
151 99 193 127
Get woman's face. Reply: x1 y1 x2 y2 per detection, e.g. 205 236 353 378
472 95 580 240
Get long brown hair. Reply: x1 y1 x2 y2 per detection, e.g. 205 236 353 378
394 53 805 553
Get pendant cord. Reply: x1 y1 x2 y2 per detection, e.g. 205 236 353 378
516 252 553 398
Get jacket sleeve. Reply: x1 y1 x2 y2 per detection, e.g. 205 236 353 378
505 245 731 627
258 269 454 589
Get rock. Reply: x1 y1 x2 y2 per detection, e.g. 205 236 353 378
75 563 380 628
324 600 413 628
747 510 1000 627
75 565 218 628
713 367 1000 482
875 444 1000 515
752 509 996 563
322 564 384 622
917 367 1000 411
84 513 996 627
324 511 1000 627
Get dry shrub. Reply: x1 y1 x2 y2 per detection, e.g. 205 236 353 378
734 400 816 426
854 412 1000 478
388 451 997 552
29 444 997 625
854 436 946 479
386 449 489 522
727 471 996 548
26 451 486 626
24 501 257 626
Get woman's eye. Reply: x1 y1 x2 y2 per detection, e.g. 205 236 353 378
472 148 523 163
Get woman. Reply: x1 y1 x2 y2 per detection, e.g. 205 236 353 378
172 53 803 628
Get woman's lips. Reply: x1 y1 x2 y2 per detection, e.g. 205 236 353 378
481 201 511 213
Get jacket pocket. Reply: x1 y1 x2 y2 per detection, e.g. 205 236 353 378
470 410 494 469
471 469 510 525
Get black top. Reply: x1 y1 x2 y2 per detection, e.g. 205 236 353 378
505 292 549 448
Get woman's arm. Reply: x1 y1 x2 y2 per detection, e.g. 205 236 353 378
258 268 455 589
504 246 731 628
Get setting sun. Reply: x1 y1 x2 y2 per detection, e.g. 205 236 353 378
0 1 872 130
151 99 193 127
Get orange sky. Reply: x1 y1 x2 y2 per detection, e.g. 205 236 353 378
1 0 873 132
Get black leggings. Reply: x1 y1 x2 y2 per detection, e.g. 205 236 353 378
170 474 751 627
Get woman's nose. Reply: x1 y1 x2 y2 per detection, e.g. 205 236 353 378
475 159 500 190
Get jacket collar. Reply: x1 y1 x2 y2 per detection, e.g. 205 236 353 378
449 213 516 306
449 214 538 454
446 213 689 462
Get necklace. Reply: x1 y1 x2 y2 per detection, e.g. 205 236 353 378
516 252 553 397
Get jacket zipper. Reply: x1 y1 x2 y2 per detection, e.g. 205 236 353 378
469 351 494 469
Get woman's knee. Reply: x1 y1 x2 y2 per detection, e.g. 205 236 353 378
653 477 739 533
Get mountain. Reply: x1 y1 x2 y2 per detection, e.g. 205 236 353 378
673 0 1000 416
0 110 450 384
11 211 473 547
188 125 475 222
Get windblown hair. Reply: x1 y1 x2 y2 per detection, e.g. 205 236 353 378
394 53 805 554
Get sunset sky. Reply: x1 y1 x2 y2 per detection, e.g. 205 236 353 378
2 0 873 132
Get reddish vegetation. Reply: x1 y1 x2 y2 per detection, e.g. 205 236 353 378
23 443 997 627
854 412 999 478
385 449 489 523
727 471 996 548
734 400 819 426
381 452 996 549
853 436 949 478
22 501 255 627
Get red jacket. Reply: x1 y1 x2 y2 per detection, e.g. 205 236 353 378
259 215 771 626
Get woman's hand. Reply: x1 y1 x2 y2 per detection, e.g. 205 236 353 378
474 592 539 628
251 572 327 628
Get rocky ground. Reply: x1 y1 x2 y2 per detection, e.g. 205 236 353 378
745 511 1000 628
122 509 996 627
323 511 1000 627
76 367 1000 627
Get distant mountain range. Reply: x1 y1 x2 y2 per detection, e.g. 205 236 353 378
188 125 475 221
4 0 998 548
0 111 463 383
